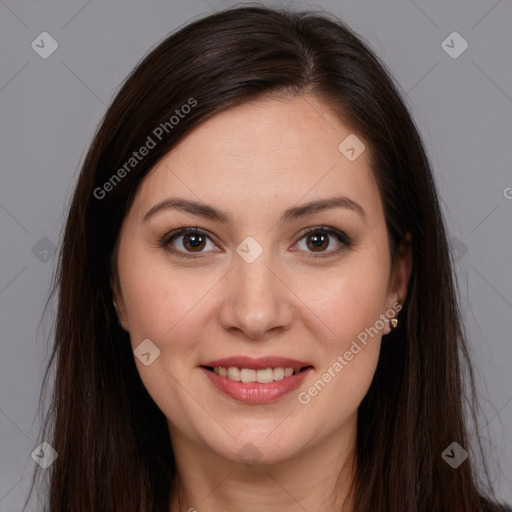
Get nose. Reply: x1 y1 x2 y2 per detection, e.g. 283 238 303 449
218 247 294 341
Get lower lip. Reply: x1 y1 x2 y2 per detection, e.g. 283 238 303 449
201 367 312 403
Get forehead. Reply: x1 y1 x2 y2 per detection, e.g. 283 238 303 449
131 94 383 227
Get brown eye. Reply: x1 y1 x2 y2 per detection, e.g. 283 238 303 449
305 232 330 252
163 228 218 259
295 227 351 257
181 233 207 252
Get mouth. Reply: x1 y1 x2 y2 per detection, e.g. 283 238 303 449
202 365 313 383
199 357 314 403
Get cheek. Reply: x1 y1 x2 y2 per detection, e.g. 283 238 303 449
292 248 390 409
117 252 212 424
118 244 223 372
294 272 387 423
117 241 188 347
298 256 390 348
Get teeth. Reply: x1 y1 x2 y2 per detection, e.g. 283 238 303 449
212 366 301 383
227 367 240 381
240 368 256 383
273 367 284 380
255 368 273 383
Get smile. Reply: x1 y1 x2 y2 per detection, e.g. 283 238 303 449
206 366 305 383
200 357 313 403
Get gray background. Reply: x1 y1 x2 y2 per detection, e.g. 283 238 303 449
1 0 511 509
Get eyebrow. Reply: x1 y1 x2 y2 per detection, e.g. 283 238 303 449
143 195 366 225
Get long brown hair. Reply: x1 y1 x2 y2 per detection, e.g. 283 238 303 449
27 5 505 511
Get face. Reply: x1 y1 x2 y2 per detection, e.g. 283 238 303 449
112 94 411 466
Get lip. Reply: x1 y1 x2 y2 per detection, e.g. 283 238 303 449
201 356 312 370
200 357 314 403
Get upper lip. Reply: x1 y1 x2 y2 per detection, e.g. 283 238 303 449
201 356 313 370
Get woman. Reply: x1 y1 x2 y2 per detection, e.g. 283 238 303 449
27 5 509 512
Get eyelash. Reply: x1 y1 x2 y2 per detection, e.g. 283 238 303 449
159 226 352 261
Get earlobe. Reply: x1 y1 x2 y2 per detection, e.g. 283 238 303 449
384 233 413 334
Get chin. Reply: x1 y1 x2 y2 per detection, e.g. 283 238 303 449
217 432 306 467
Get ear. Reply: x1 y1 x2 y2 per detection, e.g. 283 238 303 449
110 276 129 332
383 232 412 334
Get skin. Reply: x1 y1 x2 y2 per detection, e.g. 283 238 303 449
112 94 412 512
